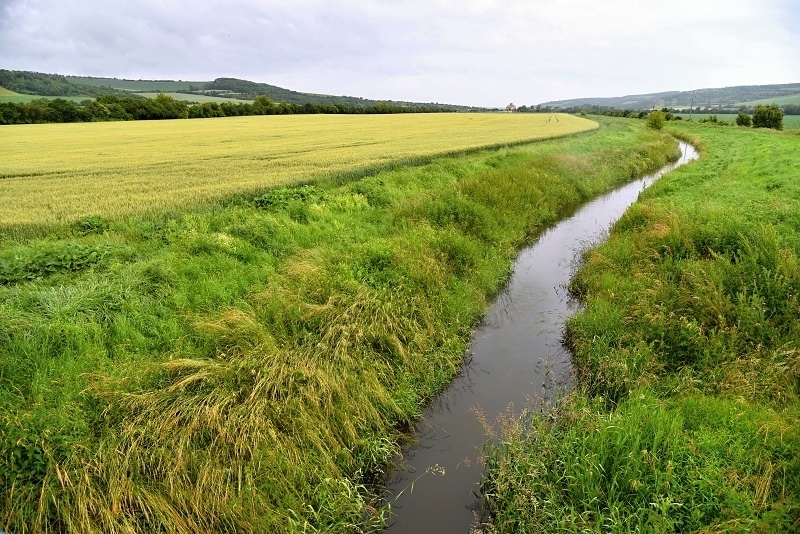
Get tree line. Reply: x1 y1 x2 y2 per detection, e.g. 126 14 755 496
0 93 455 125
517 104 652 119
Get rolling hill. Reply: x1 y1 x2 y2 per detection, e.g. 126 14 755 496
539 83 800 110
0 70 469 110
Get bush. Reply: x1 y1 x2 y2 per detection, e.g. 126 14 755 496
735 112 752 127
752 104 783 130
646 110 666 130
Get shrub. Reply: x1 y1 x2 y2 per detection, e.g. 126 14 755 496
646 110 666 130
752 104 783 130
735 112 752 127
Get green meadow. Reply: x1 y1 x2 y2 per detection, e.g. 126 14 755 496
0 117 679 533
0 93 90 104
482 122 800 532
740 93 800 107
676 113 800 129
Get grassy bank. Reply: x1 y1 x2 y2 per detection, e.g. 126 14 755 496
481 122 800 531
0 117 678 533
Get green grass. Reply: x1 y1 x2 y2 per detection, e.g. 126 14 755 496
739 93 800 107
481 121 800 532
0 117 679 533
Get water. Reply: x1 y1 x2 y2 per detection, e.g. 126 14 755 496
383 142 699 533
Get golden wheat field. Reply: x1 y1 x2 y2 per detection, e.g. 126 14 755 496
1 113 596 227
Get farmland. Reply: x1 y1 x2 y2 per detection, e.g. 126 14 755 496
0 113 595 230
137 91 255 103
0 116 680 533
740 93 800 107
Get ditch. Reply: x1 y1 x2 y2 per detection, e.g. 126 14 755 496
383 141 699 533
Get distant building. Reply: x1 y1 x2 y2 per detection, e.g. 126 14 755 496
506 103 517 112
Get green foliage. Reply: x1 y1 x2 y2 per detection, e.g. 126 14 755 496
736 111 752 127
66 76 205 92
645 110 666 130
252 185 323 210
0 69 124 97
0 92 461 125
752 104 784 130
0 242 110 284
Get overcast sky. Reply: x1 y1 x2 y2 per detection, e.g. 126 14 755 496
1 0 798 107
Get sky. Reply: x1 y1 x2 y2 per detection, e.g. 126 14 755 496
1 0 798 107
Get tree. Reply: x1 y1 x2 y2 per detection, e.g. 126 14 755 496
735 112 752 127
646 110 665 130
752 104 783 130
252 95 275 115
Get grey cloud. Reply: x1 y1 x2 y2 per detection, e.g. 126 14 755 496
0 0 797 106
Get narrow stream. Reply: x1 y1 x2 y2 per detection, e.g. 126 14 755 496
383 142 699 533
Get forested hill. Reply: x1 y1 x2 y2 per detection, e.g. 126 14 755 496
0 70 127 97
0 70 465 110
539 83 800 110
200 78 445 109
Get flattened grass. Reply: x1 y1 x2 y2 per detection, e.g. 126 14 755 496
482 121 800 532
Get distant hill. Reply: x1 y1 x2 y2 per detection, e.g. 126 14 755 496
74 75 466 109
68 76 206 93
0 70 127 97
201 77 381 108
0 70 469 110
539 83 800 110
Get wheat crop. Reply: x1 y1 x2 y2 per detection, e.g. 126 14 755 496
0 113 595 227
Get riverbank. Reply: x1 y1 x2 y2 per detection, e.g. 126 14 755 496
1 116 677 532
384 142 697 534
481 122 800 531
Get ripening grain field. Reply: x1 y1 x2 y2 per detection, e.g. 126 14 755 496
0 113 595 228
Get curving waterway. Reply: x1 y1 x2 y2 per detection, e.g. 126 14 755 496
383 141 699 533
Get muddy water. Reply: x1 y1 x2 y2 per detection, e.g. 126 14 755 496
383 142 698 533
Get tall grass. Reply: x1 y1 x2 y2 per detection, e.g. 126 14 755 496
482 120 800 532
0 117 678 533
